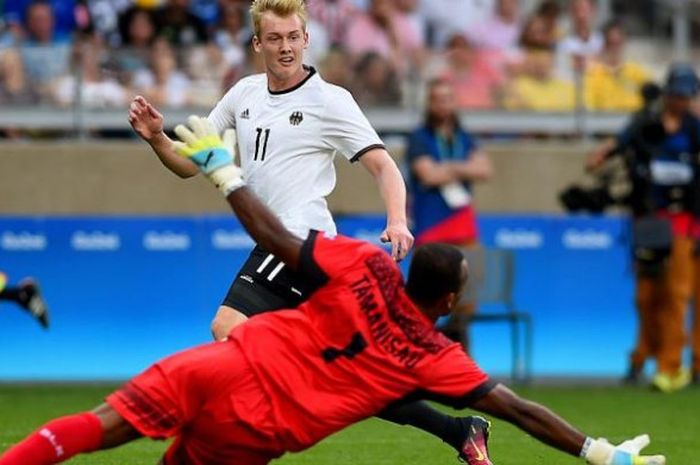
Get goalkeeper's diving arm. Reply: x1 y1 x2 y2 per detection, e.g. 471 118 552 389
224 187 303 271
172 115 303 271
460 370 664 465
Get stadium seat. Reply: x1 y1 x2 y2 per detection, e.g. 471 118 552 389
457 247 533 384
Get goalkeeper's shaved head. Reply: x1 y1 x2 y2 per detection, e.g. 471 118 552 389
250 0 308 37
406 243 467 309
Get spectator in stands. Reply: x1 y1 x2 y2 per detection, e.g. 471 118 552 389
558 0 603 76
307 0 357 47
119 7 157 47
504 51 575 111
396 0 423 40
53 34 127 107
419 0 494 48
507 2 561 77
113 7 157 80
185 3 248 108
319 47 353 89
405 77 492 347
584 20 650 112
0 14 18 47
305 18 330 67
0 47 29 103
343 0 424 75
519 1 561 52
3 0 75 39
212 2 247 70
467 0 521 55
222 34 264 90
437 33 504 110
350 52 401 106
190 0 219 29
133 37 191 107
18 1 72 102
155 0 208 46
84 0 133 45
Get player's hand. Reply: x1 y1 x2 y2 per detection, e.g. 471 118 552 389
128 96 164 142
611 435 665 465
584 435 665 465
380 223 414 262
172 115 245 196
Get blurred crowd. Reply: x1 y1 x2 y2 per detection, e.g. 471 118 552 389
0 0 656 111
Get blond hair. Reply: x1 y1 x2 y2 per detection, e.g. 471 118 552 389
250 0 308 37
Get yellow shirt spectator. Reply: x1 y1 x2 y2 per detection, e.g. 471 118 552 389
504 51 576 111
585 60 650 111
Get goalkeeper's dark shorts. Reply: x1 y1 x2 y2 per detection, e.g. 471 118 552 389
221 245 311 316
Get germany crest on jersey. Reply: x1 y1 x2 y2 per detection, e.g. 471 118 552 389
289 111 303 126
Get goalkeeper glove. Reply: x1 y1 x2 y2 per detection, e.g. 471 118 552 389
173 115 244 196
582 434 666 465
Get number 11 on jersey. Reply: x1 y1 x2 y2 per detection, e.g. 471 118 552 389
254 128 271 161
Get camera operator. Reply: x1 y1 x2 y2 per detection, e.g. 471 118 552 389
587 64 700 393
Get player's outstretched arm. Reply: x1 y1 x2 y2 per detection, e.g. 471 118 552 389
172 116 303 269
225 186 303 269
128 96 199 179
359 149 414 261
470 384 665 465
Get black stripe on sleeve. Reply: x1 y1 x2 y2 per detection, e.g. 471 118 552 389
299 230 330 289
350 144 386 163
400 380 499 410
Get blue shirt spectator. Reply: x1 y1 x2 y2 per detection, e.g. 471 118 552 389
17 1 72 98
406 78 493 246
3 0 75 38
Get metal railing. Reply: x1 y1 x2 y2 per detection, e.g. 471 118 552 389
0 105 631 137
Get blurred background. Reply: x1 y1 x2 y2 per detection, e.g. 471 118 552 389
1 0 700 385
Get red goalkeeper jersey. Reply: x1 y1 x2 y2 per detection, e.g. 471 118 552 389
229 231 492 452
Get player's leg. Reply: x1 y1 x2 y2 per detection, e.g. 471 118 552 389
160 355 283 465
692 254 700 384
0 275 50 328
211 305 249 340
378 400 490 463
212 246 308 340
654 236 693 391
627 274 657 382
0 403 141 465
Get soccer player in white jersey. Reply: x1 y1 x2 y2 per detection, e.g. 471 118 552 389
127 1 492 463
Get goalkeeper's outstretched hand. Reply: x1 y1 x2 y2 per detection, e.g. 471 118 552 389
584 434 665 465
172 115 244 195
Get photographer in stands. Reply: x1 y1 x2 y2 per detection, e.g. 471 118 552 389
586 64 700 393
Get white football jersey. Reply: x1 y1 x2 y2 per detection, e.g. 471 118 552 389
208 67 384 238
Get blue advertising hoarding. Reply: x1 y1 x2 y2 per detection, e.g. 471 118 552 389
0 214 639 379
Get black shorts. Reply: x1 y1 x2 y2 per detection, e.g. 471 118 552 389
221 246 311 317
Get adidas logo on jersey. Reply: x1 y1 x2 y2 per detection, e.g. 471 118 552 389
239 109 250 119
289 111 303 126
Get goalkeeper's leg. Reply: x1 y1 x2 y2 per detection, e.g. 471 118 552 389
377 401 490 463
0 404 140 465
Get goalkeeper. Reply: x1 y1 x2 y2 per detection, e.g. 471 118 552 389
0 118 666 465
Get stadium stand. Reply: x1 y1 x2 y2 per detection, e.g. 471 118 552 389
0 0 697 137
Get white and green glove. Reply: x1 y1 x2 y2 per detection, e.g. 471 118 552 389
173 115 244 196
582 435 666 465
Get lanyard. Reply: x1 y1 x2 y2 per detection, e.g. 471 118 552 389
435 131 464 162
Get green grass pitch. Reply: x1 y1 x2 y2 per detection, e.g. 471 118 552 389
1 384 698 464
